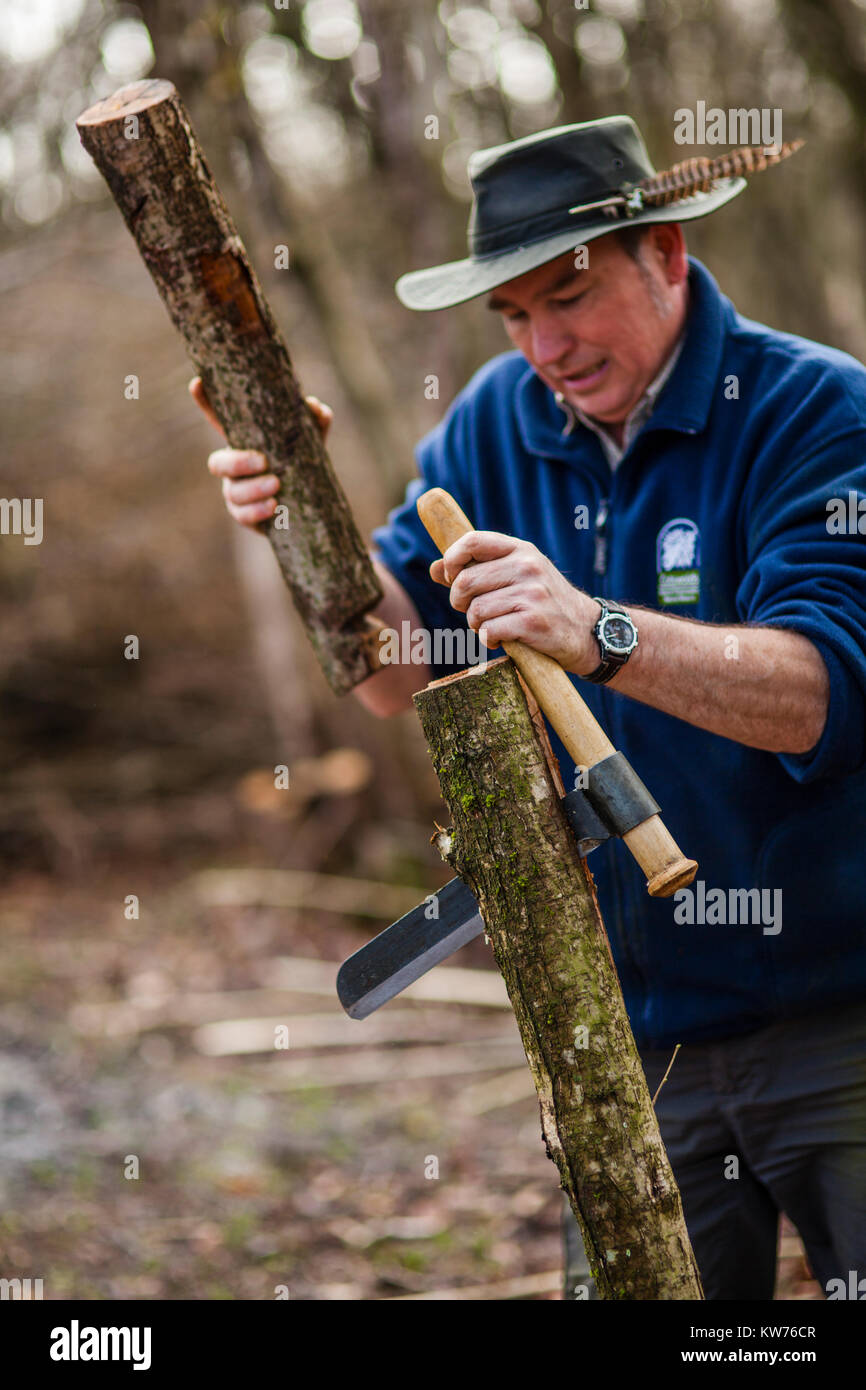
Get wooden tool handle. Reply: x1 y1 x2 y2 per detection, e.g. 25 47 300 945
417 487 697 897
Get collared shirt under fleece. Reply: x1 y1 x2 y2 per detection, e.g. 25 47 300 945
371 257 866 1051
557 330 685 467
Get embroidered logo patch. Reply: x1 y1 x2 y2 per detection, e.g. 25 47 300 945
656 517 700 605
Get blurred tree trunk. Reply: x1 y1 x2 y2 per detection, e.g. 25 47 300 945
356 0 469 416
779 0 866 355
698 0 845 351
534 1 600 126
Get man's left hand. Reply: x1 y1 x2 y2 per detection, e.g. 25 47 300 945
430 529 598 673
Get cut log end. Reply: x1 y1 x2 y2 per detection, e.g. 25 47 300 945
422 655 509 693
76 79 176 128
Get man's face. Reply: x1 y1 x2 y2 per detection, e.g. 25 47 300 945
487 227 688 428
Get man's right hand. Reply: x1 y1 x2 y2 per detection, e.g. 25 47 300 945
189 376 333 528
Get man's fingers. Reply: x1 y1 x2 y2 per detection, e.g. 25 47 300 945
440 530 518 582
306 395 333 440
189 376 225 437
195 381 284 530
448 556 525 610
430 536 530 598
225 496 279 526
477 616 523 650
191 378 333 446
207 447 270 479
222 474 281 506
465 586 528 633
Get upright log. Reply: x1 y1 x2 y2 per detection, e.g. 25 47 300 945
415 658 702 1300
76 80 382 696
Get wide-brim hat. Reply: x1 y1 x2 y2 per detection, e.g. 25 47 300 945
395 117 746 311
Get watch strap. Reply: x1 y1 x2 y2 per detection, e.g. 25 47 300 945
584 654 627 684
584 598 636 685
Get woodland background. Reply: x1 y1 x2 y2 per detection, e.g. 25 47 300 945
1 0 863 1299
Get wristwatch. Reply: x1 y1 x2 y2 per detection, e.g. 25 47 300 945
583 597 638 684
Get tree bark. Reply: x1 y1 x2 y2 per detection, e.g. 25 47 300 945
76 78 382 696
414 657 702 1301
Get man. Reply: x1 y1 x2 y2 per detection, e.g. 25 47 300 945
193 119 866 1300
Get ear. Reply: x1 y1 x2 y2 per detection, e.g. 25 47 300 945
646 223 688 285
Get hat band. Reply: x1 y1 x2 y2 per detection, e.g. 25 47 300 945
469 200 618 258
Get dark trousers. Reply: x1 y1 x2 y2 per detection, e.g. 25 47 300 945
562 1000 866 1300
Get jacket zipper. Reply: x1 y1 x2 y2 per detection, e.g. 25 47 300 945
593 497 609 577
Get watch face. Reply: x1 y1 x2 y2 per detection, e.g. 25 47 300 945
602 615 635 651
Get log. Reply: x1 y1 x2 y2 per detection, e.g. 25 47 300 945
76 79 382 696
414 658 703 1300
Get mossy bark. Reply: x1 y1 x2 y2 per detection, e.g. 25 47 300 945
414 658 702 1300
77 79 382 696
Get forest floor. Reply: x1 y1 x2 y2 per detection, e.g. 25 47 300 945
0 865 822 1302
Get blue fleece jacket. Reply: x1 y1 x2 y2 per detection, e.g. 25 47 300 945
372 258 866 1048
